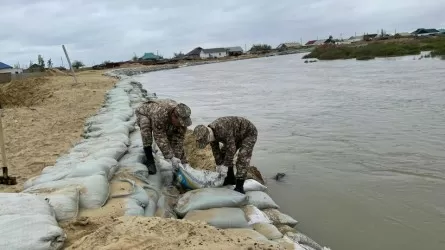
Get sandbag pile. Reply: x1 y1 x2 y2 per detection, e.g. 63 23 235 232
0 193 66 250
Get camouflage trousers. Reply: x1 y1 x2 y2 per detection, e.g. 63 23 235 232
221 134 257 179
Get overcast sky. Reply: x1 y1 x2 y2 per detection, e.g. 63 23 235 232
1 0 444 67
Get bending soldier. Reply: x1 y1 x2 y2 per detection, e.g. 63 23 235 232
135 99 192 177
193 116 258 194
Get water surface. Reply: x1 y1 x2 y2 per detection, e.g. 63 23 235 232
136 54 445 250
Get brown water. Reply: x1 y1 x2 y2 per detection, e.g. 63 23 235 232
136 54 445 250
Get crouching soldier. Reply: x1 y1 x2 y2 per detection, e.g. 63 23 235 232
193 116 258 194
135 99 192 177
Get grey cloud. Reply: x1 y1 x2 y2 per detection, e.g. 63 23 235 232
1 0 444 67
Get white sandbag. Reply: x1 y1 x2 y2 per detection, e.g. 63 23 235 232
175 163 227 190
224 179 268 192
174 188 248 217
0 193 54 217
86 113 131 125
39 187 80 221
120 152 146 166
274 236 308 250
183 207 249 229
243 205 272 225
25 158 119 189
88 146 128 161
155 194 177 219
155 156 173 172
262 209 298 227
85 121 135 134
24 174 110 209
253 223 283 240
246 191 280 210
0 214 66 250
285 232 323 250
84 125 131 138
72 137 130 152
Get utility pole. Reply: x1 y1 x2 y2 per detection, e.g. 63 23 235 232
62 45 78 84
60 57 64 67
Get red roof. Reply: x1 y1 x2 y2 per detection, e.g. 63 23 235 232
305 40 316 45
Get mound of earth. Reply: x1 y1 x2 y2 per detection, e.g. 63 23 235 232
66 216 281 250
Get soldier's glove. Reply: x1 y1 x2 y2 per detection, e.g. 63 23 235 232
216 165 229 177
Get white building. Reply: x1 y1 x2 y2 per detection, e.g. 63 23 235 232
0 62 22 74
200 48 228 59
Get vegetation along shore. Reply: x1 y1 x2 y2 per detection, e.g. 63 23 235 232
303 36 445 60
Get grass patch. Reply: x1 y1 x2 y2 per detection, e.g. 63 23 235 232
303 37 445 60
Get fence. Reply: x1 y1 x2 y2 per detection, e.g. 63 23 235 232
0 72 51 84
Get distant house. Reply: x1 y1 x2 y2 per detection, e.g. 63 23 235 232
361 34 377 41
276 42 302 51
313 39 327 46
304 40 316 46
226 46 244 56
185 47 203 59
411 28 440 36
395 32 412 38
140 52 162 61
200 48 228 59
0 62 13 73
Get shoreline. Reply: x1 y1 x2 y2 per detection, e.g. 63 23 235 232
0 60 330 249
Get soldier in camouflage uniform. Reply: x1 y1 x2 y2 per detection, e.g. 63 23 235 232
135 99 192 176
193 116 258 194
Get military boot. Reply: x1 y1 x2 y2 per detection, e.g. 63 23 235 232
143 146 157 175
234 178 245 194
223 166 236 185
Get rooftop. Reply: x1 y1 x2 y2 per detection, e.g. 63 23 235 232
0 62 12 70
202 48 227 53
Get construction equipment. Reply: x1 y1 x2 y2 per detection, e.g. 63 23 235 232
0 108 17 185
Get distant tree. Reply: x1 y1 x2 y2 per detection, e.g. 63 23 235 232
249 44 272 54
103 60 111 64
13 63 20 69
174 52 185 58
29 61 33 69
37 54 45 68
72 60 85 69
47 59 53 68
132 53 138 61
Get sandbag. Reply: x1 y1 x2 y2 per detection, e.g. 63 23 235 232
243 205 271 225
155 194 177 219
262 209 298 227
71 137 130 152
285 232 323 250
84 121 135 134
175 163 227 190
253 223 283 240
224 179 268 192
24 174 110 209
25 158 119 189
246 191 280 210
274 236 307 250
0 214 66 250
0 193 54 217
183 207 249 229
39 187 80 221
174 188 247 217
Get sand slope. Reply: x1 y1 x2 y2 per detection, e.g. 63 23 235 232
0 71 116 192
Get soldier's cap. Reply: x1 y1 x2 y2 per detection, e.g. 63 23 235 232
193 125 210 149
174 103 192 127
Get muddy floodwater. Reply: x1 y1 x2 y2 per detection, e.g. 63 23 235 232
135 54 445 250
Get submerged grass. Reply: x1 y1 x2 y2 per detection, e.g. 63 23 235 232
303 37 445 60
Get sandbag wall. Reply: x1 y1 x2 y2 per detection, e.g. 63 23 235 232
107 69 332 250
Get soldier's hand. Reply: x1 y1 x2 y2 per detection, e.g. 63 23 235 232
167 157 182 171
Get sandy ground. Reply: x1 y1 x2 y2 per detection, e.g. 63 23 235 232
0 70 117 192
0 70 280 249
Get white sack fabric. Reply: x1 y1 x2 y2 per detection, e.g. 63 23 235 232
243 205 272 225
24 174 110 209
224 179 268 192
38 187 80 222
252 223 283 240
174 188 247 217
0 214 66 250
175 163 228 190
0 193 55 217
246 191 280 210
262 208 298 227
183 207 250 229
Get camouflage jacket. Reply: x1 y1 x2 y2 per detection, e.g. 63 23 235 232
135 99 188 162
208 116 257 167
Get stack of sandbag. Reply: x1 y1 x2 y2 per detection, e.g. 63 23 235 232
20 79 151 222
172 170 331 249
0 193 66 250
